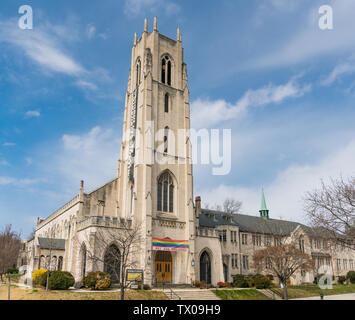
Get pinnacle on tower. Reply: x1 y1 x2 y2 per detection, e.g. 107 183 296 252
177 26 181 42
144 18 148 32
134 32 137 45
153 16 157 31
259 188 269 219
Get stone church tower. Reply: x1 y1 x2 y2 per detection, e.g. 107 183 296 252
116 17 195 285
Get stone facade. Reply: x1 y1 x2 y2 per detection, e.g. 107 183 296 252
20 19 355 288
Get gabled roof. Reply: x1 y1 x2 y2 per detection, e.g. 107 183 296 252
38 237 66 250
199 209 304 236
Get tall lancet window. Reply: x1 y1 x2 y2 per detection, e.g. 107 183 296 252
161 56 172 86
164 126 169 154
130 185 134 215
164 93 169 113
136 59 141 87
157 172 174 213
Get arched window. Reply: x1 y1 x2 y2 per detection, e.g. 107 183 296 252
39 255 45 269
164 126 169 154
161 55 172 86
157 171 174 213
58 256 63 271
52 256 57 271
104 244 121 283
136 59 141 87
164 93 169 113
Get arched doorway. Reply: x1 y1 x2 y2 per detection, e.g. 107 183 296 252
200 251 211 284
155 251 172 284
104 244 121 283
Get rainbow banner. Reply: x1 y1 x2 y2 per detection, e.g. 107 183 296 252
152 238 189 251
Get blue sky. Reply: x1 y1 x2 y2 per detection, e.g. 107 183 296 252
1 0 355 237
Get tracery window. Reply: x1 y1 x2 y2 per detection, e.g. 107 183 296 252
157 171 174 213
161 55 172 86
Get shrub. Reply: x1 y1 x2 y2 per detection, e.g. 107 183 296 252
6 268 19 274
143 284 151 290
192 280 201 288
266 274 274 281
338 276 346 285
346 271 355 284
47 271 75 290
217 281 230 288
232 274 249 288
199 280 207 289
83 271 111 290
253 275 272 289
313 274 325 285
245 277 254 288
32 269 47 286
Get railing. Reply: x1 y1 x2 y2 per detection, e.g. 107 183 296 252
77 216 132 231
166 287 181 300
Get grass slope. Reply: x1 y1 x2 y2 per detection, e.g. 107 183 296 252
213 289 270 300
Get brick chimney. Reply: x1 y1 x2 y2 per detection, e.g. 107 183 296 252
195 196 201 217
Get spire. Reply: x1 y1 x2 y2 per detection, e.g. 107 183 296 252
153 16 157 31
144 18 148 32
259 188 269 219
134 32 137 46
177 26 181 42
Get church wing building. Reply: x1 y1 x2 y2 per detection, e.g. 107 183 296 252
21 19 355 288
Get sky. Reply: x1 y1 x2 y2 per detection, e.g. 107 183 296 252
1 0 355 238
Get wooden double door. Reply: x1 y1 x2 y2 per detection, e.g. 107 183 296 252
155 251 172 283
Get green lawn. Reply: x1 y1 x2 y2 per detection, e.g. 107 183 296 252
213 289 270 300
271 284 355 299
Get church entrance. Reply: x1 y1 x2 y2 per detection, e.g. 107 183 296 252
200 251 211 284
155 251 172 284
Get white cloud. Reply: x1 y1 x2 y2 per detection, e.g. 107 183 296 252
0 176 41 186
0 19 85 76
3 142 16 147
191 77 310 129
25 110 41 118
56 126 121 191
321 55 355 86
86 24 96 39
199 138 355 224
124 0 180 17
74 80 98 91
0 160 9 166
25 157 33 165
253 0 355 69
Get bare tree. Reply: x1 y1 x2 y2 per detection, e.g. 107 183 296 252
223 198 242 214
0 225 21 282
253 243 314 300
206 198 242 214
304 176 355 249
84 221 142 300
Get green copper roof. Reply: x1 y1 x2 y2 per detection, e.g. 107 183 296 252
261 188 268 211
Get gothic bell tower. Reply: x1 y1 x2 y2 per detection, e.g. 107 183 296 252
116 17 195 285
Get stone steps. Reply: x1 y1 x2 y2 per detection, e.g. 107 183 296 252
167 289 221 300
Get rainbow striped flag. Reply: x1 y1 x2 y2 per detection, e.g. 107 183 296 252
152 238 189 251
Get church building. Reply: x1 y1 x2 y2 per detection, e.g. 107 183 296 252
21 19 355 288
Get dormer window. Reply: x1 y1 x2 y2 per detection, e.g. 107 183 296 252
161 55 172 86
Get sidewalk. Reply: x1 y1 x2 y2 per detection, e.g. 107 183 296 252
292 293 355 300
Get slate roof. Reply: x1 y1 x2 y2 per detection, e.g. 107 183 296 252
38 237 66 250
199 209 305 236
